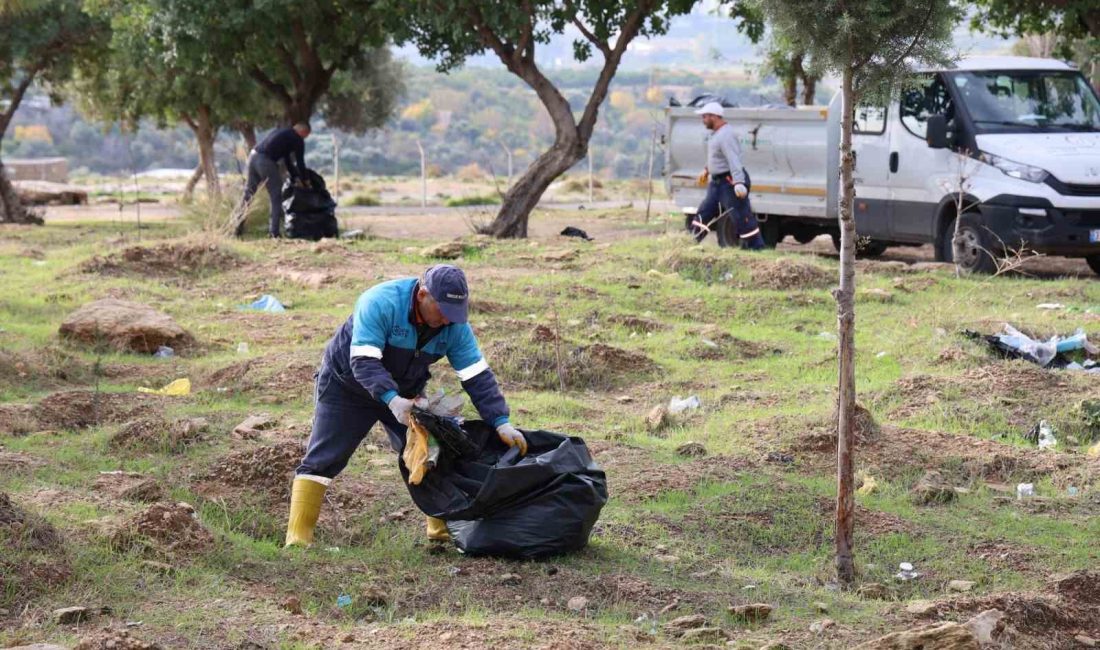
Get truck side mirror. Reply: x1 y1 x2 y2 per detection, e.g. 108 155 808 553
926 115 948 149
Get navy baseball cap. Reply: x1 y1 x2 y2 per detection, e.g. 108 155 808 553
424 264 469 324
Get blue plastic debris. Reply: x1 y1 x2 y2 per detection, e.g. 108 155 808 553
336 594 352 608
240 294 286 313
153 346 174 358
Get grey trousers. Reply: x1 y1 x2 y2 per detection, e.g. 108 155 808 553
240 151 283 237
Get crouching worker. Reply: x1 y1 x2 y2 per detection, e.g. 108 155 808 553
285 264 527 547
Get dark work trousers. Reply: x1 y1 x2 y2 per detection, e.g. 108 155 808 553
692 169 765 250
238 150 284 238
295 365 407 480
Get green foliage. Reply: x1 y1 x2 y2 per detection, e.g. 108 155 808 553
344 192 380 207
969 0 1098 57
759 0 959 100
0 0 105 133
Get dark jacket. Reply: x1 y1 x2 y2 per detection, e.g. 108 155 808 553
255 127 305 179
321 278 510 427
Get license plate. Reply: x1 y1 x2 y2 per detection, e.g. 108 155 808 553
1092 230 1100 243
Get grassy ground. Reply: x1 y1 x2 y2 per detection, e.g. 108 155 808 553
0 210 1098 649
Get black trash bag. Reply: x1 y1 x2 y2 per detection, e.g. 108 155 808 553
400 416 607 560
282 168 338 240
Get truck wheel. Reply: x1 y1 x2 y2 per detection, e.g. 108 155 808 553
942 215 996 274
831 234 887 257
759 216 780 249
1086 254 1100 276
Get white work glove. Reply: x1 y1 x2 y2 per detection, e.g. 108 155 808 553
733 183 748 199
389 396 428 425
496 423 528 456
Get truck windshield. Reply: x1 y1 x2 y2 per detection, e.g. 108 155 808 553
950 70 1100 133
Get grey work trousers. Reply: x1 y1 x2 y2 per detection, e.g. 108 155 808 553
240 151 284 237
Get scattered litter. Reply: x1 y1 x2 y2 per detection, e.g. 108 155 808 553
424 389 464 419
152 345 174 358
1067 486 1079 497
721 271 734 282
966 325 1099 371
895 562 921 581
856 473 878 496
336 594 352 608
1036 303 1064 310
817 331 837 341
1016 483 1035 499
875 351 888 358
700 338 719 349
560 226 594 241
1089 441 1100 457
1026 420 1058 450
240 294 286 313
668 395 701 414
325 546 340 553
236 342 249 355
136 377 191 396
765 451 794 464
342 229 366 239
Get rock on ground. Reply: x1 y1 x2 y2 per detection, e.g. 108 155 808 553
662 614 707 636
728 603 773 621
853 621 980 650
910 470 957 505
59 299 193 354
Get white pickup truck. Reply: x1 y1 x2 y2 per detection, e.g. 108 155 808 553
665 56 1100 275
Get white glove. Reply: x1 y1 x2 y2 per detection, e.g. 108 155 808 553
497 423 528 456
733 183 748 199
388 396 415 425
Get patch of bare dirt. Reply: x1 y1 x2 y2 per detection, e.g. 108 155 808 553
111 501 214 555
586 441 751 503
0 492 71 603
31 390 165 430
912 572 1100 649
199 441 304 498
582 343 655 374
608 314 664 332
0 346 90 390
748 258 832 290
694 329 778 361
0 449 48 472
0 403 39 435
470 299 506 314
80 241 240 277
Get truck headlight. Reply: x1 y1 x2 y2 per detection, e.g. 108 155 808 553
980 152 1049 183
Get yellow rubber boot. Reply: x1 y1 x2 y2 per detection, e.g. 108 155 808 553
285 476 328 547
426 516 451 542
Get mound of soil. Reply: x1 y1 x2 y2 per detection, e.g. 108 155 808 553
93 472 165 502
0 347 89 389
695 330 776 361
486 333 657 391
609 314 664 333
59 298 194 354
0 403 38 435
660 248 738 283
748 259 833 290
80 241 239 277
201 442 303 498
111 501 213 555
74 628 163 650
796 404 879 452
109 417 208 453
32 390 163 430
0 492 71 603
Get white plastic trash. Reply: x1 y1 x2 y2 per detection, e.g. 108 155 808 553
236 342 249 355
1037 421 1057 450
668 396 701 415
1016 483 1035 499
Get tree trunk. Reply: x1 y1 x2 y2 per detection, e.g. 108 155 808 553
834 66 857 586
485 142 582 238
802 76 819 106
182 165 204 202
782 72 798 107
0 158 42 225
194 106 221 199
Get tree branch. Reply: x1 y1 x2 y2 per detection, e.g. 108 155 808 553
180 111 198 132
290 18 323 76
515 0 536 64
249 65 294 105
565 0 611 57
275 43 303 90
0 71 37 138
577 0 651 139
884 2 936 71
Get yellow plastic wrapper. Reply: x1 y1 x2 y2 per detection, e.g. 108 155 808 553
696 169 709 187
404 414 437 485
1088 441 1100 458
137 377 191 396
856 472 878 496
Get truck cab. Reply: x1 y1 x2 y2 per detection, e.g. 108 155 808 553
666 56 1100 274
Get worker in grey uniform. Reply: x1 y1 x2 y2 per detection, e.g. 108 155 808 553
690 102 765 249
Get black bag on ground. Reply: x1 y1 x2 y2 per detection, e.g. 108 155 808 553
281 168 338 240
401 414 608 560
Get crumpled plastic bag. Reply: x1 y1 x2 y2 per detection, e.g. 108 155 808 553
403 414 439 485
240 294 286 313
137 377 191 396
